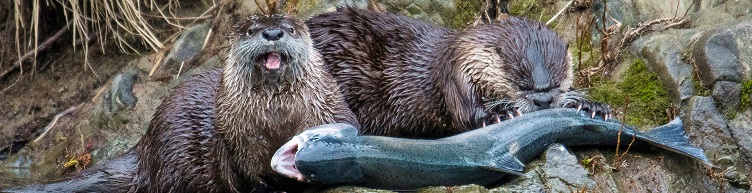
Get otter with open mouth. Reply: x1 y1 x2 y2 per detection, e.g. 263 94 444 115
131 14 359 192
4 14 358 193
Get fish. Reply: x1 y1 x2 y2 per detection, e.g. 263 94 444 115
270 108 712 190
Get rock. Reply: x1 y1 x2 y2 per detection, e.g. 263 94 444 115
632 31 698 102
321 186 395 193
416 184 488 193
712 81 742 117
161 23 211 75
723 166 750 187
692 28 743 86
683 96 735 163
730 15 752 80
490 170 546 193
728 109 752 159
537 144 595 191
100 68 139 114
683 96 752 190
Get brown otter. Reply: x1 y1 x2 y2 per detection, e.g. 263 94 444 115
307 8 610 139
5 14 357 192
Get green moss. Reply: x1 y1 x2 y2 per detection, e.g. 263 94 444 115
587 59 672 127
740 80 752 111
508 0 554 25
445 0 482 29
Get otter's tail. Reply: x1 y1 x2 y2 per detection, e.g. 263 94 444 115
3 151 137 193
636 118 712 165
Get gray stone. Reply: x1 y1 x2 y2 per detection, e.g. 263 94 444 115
633 31 697 103
712 81 742 117
730 15 752 80
100 68 139 114
491 169 546 193
538 144 595 192
692 29 743 86
682 96 736 163
163 23 211 71
682 96 751 189
729 109 752 159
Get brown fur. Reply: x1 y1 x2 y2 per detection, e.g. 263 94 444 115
133 14 357 192
307 8 608 139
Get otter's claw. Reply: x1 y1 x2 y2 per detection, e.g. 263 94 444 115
571 100 612 120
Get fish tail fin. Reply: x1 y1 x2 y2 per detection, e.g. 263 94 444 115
640 117 712 165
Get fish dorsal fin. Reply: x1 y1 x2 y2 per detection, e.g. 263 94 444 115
480 153 525 176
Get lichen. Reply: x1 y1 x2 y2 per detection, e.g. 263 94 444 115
740 80 752 111
586 59 672 127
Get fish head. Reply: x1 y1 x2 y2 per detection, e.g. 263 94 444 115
271 123 363 184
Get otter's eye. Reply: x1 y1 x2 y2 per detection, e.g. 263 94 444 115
287 27 296 35
246 24 261 36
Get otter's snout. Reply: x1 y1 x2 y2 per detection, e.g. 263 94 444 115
262 28 284 41
532 93 553 109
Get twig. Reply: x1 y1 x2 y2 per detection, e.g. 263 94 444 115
579 17 688 81
546 0 574 26
32 103 84 143
613 95 629 168
1 21 73 80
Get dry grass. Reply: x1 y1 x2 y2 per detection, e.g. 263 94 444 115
9 0 218 75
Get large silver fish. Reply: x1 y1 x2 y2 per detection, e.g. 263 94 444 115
271 108 711 190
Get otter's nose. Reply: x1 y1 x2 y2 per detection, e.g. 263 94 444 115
533 93 553 109
262 28 284 41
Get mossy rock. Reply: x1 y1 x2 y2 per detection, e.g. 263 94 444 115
740 80 752 111
587 59 672 127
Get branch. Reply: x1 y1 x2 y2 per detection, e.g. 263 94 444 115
0 21 73 80
32 103 83 143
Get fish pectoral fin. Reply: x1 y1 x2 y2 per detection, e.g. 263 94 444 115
480 153 525 176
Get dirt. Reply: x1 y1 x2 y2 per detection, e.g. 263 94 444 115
0 46 136 159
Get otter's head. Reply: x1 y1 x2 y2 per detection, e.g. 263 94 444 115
226 15 314 87
455 17 579 115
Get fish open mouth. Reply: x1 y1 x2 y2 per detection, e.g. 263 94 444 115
271 136 306 182
255 52 287 73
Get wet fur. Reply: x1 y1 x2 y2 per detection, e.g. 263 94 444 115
133 15 358 192
6 14 357 193
307 8 587 138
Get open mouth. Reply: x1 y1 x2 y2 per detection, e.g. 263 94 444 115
256 52 287 72
271 136 306 182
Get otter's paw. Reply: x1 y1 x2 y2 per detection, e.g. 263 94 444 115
571 100 612 120
480 109 522 127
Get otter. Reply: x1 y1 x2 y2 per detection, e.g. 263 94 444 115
6 14 357 192
307 8 610 138
132 14 358 192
